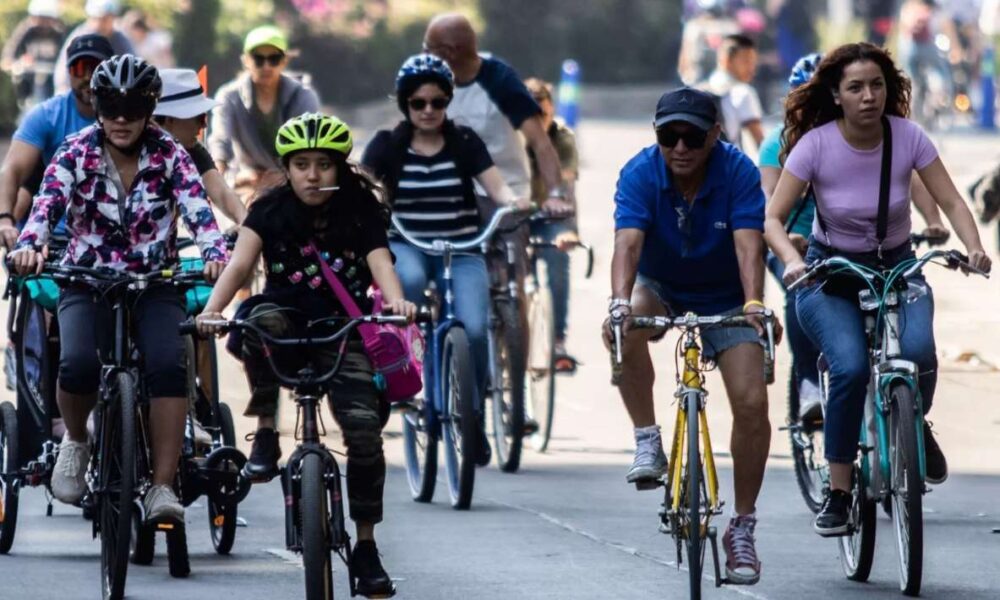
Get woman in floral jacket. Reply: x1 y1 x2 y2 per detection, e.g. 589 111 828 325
10 55 227 523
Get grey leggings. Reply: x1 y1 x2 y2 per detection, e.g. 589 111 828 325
57 285 188 398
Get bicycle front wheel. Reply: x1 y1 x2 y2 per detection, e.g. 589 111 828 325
790 364 828 514
889 382 923 596
490 302 526 473
685 394 704 599
209 402 239 555
839 463 876 582
300 453 334 600
527 285 556 452
440 327 477 510
0 401 20 554
101 372 137 600
402 393 438 503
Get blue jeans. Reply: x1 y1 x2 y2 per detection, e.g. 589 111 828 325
795 242 937 463
766 253 820 386
530 221 570 340
390 241 490 397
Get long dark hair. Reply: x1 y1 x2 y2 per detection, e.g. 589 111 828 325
780 43 911 163
252 154 390 247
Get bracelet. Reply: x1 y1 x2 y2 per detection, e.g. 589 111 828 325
547 185 567 199
609 297 631 311
743 300 766 312
0 212 15 225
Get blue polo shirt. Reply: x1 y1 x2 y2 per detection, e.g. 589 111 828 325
613 141 765 314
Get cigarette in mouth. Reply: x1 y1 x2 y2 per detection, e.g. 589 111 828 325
317 186 340 191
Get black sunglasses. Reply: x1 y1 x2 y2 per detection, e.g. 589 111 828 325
408 97 450 111
251 53 284 67
656 127 709 150
95 91 155 122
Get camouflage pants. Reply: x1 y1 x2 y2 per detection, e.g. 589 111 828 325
241 304 387 524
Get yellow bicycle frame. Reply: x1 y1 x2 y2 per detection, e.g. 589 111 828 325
668 335 721 525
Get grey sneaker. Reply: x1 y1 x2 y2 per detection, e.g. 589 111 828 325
626 427 668 483
51 438 90 504
144 484 184 524
723 514 761 585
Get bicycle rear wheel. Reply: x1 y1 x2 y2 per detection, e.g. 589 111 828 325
527 285 556 452
839 463 876 582
440 328 476 510
101 372 136 600
0 401 19 554
685 394 704 599
402 393 438 503
889 383 923 596
790 363 828 514
490 302 526 473
300 453 334 600
209 402 239 555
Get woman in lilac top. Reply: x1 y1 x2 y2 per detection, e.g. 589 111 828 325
762 43 991 536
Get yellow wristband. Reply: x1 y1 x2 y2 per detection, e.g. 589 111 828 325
743 300 766 312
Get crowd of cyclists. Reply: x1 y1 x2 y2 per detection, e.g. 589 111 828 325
0 1 997 599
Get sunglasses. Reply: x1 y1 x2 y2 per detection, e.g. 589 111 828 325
69 58 100 78
408 97 450 111
251 53 284 68
656 127 709 150
95 91 155 122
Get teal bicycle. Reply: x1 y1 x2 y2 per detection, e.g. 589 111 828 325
789 249 987 596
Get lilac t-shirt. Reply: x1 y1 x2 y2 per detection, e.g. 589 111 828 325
784 116 938 253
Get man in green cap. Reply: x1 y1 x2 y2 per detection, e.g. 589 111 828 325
208 25 319 195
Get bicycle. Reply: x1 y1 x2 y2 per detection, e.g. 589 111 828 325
181 311 416 600
391 205 516 507
610 311 776 600
788 248 987 596
523 234 593 453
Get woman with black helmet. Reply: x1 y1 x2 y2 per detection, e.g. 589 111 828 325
361 53 530 466
9 54 228 525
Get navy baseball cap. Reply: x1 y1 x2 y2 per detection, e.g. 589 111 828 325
654 87 718 131
66 34 115 65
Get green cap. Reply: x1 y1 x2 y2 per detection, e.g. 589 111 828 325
243 25 288 54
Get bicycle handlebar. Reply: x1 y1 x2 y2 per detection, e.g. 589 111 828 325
391 205 517 253
528 240 595 278
788 249 989 292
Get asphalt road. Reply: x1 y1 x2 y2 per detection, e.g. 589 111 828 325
2 122 1000 599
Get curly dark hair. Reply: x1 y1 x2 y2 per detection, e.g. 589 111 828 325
780 43 911 163
253 155 390 248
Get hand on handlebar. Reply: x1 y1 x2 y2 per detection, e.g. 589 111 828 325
383 298 418 322
8 245 47 276
965 248 992 275
202 260 225 283
195 311 227 337
919 224 950 245
781 259 809 288
743 305 783 345
541 197 573 216
553 230 580 252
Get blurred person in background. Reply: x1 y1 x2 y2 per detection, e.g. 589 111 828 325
122 9 175 68
765 0 818 74
1 0 66 114
208 25 320 198
53 0 134 94
899 0 955 123
701 34 765 150
524 77 581 373
678 0 741 85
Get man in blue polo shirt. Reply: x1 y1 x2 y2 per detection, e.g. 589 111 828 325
0 33 113 250
604 87 776 586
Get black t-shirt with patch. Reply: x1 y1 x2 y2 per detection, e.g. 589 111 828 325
187 142 216 176
241 186 389 320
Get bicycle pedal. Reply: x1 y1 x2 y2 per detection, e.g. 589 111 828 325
634 479 662 491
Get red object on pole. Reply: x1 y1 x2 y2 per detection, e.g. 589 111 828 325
198 65 208 141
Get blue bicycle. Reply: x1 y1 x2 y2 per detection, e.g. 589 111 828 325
392 205 516 510
789 248 987 596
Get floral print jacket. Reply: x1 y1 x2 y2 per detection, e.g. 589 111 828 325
15 123 228 271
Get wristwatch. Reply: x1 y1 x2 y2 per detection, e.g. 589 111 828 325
0 212 15 225
547 185 567 200
608 297 631 321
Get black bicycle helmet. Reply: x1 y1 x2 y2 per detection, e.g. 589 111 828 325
90 54 162 121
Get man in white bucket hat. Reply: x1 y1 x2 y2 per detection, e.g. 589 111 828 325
154 68 246 226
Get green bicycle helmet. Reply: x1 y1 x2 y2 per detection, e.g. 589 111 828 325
275 112 353 159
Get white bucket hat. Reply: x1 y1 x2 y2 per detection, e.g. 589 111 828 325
28 0 61 19
153 69 219 119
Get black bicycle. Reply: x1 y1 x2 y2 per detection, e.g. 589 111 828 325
182 311 421 599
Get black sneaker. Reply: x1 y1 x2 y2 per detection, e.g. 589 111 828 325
242 428 282 482
351 540 396 598
523 418 540 436
475 426 492 467
814 489 852 537
924 421 948 484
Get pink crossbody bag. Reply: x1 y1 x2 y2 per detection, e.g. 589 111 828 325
309 242 424 402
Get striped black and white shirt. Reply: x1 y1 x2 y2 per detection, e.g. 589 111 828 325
392 147 491 241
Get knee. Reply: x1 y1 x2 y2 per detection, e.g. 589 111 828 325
144 346 187 398
342 423 384 462
829 355 869 392
731 387 770 426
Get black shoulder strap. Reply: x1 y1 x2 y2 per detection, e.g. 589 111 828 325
785 184 812 234
812 116 893 253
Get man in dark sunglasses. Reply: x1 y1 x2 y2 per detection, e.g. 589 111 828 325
605 86 781 587
208 24 319 196
0 34 113 251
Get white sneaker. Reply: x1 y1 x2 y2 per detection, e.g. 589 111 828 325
144 484 184 524
798 378 823 422
626 426 668 483
192 418 213 447
51 437 90 504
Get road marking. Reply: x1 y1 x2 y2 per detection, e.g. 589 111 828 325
265 548 303 568
484 497 772 600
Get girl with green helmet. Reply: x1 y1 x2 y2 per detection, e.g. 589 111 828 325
196 112 413 598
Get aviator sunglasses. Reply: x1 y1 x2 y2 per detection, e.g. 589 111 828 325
251 53 285 68
408 97 450 111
